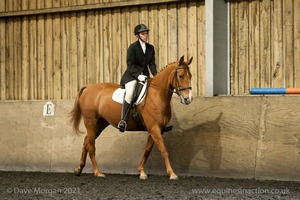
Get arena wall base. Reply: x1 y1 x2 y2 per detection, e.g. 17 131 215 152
0 96 300 182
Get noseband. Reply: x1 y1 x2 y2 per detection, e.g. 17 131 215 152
173 65 192 96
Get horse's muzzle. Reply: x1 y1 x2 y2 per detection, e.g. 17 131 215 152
181 97 192 105
179 91 193 105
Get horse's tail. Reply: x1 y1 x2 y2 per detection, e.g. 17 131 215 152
69 87 86 135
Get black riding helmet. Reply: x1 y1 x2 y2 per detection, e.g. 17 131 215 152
134 24 150 35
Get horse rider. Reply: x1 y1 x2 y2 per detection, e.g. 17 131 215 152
117 24 157 132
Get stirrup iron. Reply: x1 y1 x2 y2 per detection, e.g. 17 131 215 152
117 120 127 132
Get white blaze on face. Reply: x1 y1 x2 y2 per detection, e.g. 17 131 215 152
177 66 192 105
188 90 193 104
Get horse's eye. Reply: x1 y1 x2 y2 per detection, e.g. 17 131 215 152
179 75 183 79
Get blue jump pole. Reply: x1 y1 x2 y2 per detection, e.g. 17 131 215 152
250 88 286 94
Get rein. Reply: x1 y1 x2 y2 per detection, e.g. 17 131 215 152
148 80 176 94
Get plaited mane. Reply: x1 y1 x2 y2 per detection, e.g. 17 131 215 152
158 62 177 73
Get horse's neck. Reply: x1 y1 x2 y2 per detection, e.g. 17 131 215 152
150 65 175 101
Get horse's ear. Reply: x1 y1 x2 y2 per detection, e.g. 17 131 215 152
187 56 193 65
179 55 184 65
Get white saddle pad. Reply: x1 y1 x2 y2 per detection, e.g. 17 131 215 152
112 82 148 106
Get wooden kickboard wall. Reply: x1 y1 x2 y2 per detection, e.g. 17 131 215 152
0 0 205 100
1 0 300 98
230 0 300 95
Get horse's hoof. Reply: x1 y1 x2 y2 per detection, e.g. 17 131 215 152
95 172 106 178
74 168 81 176
139 175 148 180
170 175 178 180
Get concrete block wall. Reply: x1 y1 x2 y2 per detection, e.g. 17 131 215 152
1 96 300 181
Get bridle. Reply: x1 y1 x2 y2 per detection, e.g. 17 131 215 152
147 65 192 95
141 61 193 109
172 65 192 96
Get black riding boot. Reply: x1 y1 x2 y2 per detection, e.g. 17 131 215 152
117 101 132 132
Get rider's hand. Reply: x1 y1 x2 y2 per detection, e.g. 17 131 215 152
137 75 147 82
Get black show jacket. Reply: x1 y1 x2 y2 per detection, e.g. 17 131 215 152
120 40 157 86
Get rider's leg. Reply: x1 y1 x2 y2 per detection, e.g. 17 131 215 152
117 80 137 132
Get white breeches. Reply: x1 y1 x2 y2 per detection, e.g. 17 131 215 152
124 80 137 104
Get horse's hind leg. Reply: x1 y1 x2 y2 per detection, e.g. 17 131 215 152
75 118 109 177
138 135 154 179
88 118 110 177
74 135 89 176
86 129 106 177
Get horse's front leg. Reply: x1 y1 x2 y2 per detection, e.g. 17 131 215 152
150 126 178 180
138 135 154 179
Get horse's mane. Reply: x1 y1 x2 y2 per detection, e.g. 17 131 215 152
158 61 177 73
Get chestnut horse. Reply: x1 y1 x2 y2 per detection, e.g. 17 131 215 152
70 55 193 180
